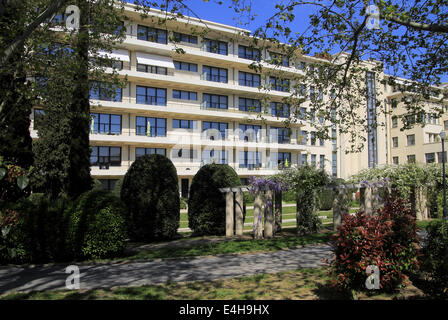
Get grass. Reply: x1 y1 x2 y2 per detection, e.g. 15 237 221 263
1 266 428 300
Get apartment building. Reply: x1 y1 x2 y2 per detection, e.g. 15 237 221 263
29 4 446 196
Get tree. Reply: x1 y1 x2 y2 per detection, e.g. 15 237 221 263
29 0 126 198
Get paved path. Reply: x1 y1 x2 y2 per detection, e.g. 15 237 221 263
0 244 332 294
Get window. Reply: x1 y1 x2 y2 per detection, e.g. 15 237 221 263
33 109 45 130
90 113 121 135
203 65 228 83
135 116 166 137
90 146 121 167
311 154 317 167
202 149 228 164
392 137 398 148
426 153 435 163
272 152 291 169
269 77 289 92
202 121 228 139
270 102 290 118
392 116 398 128
407 134 415 146
320 155 325 169
301 154 308 165
172 149 198 161
332 152 337 177
298 131 307 145
239 151 261 169
174 61 198 72
173 119 197 130
297 61 306 70
319 138 325 147
137 64 167 75
239 98 261 112
269 52 289 67
272 127 290 144
135 148 166 159
89 81 122 102
407 155 416 163
136 86 166 106
238 71 260 87
310 132 316 146
173 32 198 44
393 156 399 165
203 93 228 109
239 124 261 142
204 39 228 55
137 25 167 44
172 90 197 101
238 45 260 61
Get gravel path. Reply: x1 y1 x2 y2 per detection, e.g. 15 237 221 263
0 244 333 294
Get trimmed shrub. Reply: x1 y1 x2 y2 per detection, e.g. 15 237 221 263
318 189 334 210
328 196 420 292
121 154 180 241
68 189 127 260
188 164 241 235
282 190 296 203
421 220 448 297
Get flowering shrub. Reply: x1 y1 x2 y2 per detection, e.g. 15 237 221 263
328 196 420 292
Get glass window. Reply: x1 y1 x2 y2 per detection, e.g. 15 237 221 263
202 121 228 139
172 90 197 101
407 134 415 146
135 148 166 159
90 113 121 135
269 77 289 92
239 151 261 169
89 81 122 102
407 155 416 163
203 65 228 83
202 149 227 164
173 32 198 44
269 52 289 67
238 71 261 87
271 127 290 144
203 93 228 109
301 154 308 165
311 154 317 167
320 155 325 169
173 119 197 130
173 61 198 72
270 102 290 118
392 137 398 148
239 98 261 112
238 45 260 61
135 116 166 137
298 130 307 145
91 146 121 167
136 86 166 106
426 153 435 163
137 25 167 44
272 152 291 169
205 39 228 55
239 124 261 142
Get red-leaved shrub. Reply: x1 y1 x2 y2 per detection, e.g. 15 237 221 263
328 195 420 292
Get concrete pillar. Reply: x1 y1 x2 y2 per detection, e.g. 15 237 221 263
360 186 373 215
264 190 274 238
235 191 244 236
274 190 282 233
253 191 263 239
225 191 234 237
333 187 349 231
413 186 429 221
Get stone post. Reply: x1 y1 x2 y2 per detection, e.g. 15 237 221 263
413 186 429 221
360 186 373 215
274 190 282 233
264 189 274 238
225 191 234 237
234 190 244 236
253 191 264 239
333 187 350 231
